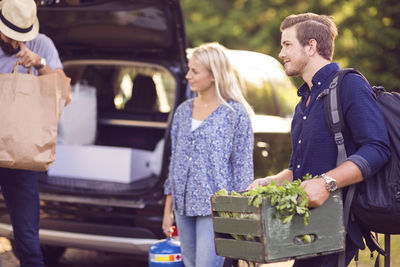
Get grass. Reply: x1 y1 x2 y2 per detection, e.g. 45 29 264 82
349 234 400 267
253 234 400 267
232 234 400 267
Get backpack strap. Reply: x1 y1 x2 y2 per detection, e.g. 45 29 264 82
372 233 391 267
321 68 361 226
323 69 391 267
320 68 363 267
384 234 391 267
321 68 366 165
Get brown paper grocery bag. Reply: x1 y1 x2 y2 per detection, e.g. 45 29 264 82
0 63 71 171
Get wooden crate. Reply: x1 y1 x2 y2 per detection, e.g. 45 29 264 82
211 190 345 263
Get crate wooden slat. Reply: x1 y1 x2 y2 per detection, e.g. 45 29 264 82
211 190 345 263
212 195 259 213
213 217 262 236
214 238 264 262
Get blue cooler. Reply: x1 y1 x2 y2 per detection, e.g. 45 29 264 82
149 227 184 266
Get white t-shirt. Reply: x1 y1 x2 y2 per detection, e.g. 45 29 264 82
191 118 203 131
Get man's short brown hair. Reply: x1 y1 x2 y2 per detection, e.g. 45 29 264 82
280 13 338 61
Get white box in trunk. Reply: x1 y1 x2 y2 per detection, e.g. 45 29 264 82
48 143 163 183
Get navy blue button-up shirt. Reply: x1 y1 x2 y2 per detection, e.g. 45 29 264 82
290 63 390 181
289 63 390 248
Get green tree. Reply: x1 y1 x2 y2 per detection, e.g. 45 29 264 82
181 0 400 91
333 0 400 91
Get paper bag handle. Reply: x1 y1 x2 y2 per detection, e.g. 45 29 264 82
13 61 33 75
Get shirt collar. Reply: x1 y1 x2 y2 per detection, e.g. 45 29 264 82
297 62 340 97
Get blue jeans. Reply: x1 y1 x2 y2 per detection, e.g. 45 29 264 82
0 168 44 267
174 212 224 267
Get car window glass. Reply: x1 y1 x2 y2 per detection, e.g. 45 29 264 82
226 50 298 117
244 73 298 117
63 61 176 121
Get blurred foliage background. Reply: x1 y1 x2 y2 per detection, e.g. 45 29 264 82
180 2 400 264
181 0 400 91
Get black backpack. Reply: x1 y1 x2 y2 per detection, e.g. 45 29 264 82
320 68 400 266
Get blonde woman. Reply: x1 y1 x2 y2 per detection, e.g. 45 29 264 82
163 42 254 267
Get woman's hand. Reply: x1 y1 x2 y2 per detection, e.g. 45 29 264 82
162 195 174 237
247 169 294 190
162 213 174 237
246 177 273 190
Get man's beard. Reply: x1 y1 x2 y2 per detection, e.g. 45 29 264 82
285 58 308 77
0 38 20 56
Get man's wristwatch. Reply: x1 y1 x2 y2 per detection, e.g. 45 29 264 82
321 173 338 192
35 57 47 70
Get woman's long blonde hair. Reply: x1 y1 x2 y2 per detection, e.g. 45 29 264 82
191 42 254 117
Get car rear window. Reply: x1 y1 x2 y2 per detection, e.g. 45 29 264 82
64 60 176 118
62 60 176 150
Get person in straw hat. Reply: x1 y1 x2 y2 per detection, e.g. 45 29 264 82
0 0 67 266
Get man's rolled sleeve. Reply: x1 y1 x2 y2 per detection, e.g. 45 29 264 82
347 154 370 179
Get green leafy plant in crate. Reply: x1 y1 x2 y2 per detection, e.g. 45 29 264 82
215 174 314 242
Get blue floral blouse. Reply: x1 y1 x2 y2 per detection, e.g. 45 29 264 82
164 98 254 216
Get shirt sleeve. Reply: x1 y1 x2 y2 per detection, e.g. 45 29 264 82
163 106 180 195
38 34 63 70
230 107 254 191
288 105 299 171
341 74 391 179
25 34 63 76
288 153 294 171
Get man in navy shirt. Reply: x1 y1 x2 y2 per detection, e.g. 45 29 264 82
249 13 390 266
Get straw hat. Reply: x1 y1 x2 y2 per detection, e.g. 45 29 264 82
0 0 39 42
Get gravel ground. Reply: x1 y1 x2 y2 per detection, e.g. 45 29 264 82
0 237 294 267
